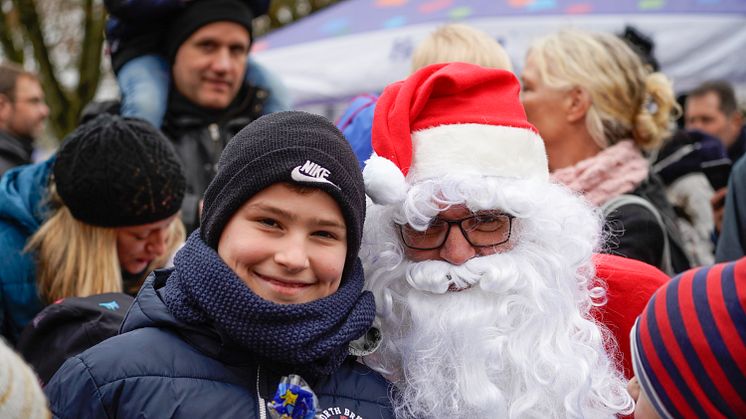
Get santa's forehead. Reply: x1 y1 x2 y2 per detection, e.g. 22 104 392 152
410 176 546 207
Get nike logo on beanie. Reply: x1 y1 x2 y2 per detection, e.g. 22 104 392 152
291 160 340 189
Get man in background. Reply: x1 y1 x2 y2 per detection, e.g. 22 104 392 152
685 80 745 162
685 80 745 235
0 63 49 177
89 0 280 232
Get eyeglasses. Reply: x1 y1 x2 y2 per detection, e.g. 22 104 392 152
397 211 515 251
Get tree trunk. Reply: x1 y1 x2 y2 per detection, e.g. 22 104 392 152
6 0 105 140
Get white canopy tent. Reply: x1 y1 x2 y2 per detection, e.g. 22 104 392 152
252 0 746 119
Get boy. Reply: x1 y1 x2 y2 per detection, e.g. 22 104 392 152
44 111 393 418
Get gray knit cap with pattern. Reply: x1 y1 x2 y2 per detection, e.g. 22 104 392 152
200 111 366 275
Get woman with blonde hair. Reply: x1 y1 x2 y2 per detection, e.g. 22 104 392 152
337 23 513 168
520 29 690 274
409 23 513 73
0 114 186 342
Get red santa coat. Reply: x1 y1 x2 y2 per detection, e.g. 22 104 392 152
591 253 670 379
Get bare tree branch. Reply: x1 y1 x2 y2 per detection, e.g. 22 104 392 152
76 0 105 112
12 0 72 138
0 2 23 63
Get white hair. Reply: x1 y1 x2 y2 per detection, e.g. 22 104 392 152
361 175 633 418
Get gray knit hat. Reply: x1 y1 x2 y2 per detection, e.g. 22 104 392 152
200 111 366 275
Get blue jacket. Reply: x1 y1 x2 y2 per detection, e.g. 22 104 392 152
0 159 51 343
336 94 378 169
45 270 395 419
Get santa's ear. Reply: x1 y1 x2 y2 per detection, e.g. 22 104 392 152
565 87 591 123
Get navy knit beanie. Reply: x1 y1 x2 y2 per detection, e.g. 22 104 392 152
53 114 186 227
201 111 366 275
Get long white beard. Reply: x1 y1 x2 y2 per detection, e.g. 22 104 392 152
361 176 634 418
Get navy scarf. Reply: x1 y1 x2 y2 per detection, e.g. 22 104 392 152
162 232 376 377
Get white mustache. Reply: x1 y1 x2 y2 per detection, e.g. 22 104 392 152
405 257 487 294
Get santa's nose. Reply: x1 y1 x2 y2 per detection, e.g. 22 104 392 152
439 225 476 265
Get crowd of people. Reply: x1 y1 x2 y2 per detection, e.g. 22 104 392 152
0 0 744 418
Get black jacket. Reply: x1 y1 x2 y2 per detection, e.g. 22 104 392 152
603 175 691 274
161 85 268 232
44 271 395 419
0 130 33 178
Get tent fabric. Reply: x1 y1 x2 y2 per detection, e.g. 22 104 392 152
253 0 746 117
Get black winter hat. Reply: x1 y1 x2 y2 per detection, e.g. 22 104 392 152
164 0 257 63
201 111 366 274
53 114 186 227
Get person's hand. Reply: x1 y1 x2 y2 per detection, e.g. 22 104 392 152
711 187 728 233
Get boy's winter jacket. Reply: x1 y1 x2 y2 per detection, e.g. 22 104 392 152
45 232 395 419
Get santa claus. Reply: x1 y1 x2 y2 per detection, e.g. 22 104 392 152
360 62 635 418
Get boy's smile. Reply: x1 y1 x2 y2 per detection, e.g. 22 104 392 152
217 182 348 304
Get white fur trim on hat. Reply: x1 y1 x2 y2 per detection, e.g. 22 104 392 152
409 123 549 183
363 154 407 205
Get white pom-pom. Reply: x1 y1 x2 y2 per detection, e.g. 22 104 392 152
363 154 407 205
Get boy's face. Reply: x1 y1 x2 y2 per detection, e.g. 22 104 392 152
217 183 348 305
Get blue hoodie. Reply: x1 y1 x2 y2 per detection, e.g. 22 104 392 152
0 158 52 343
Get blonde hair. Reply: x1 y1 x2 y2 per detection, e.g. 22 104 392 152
527 29 680 150
26 202 122 304
25 186 186 302
411 23 513 73
153 216 185 269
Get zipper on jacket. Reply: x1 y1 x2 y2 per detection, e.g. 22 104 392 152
208 123 220 142
208 123 221 171
256 364 267 419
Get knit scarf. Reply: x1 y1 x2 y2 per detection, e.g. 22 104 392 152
551 140 649 206
162 232 376 377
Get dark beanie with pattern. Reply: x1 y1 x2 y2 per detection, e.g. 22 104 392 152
164 0 258 64
201 111 366 275
53 114 186 227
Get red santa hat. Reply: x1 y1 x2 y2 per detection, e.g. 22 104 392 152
364 62 549 204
